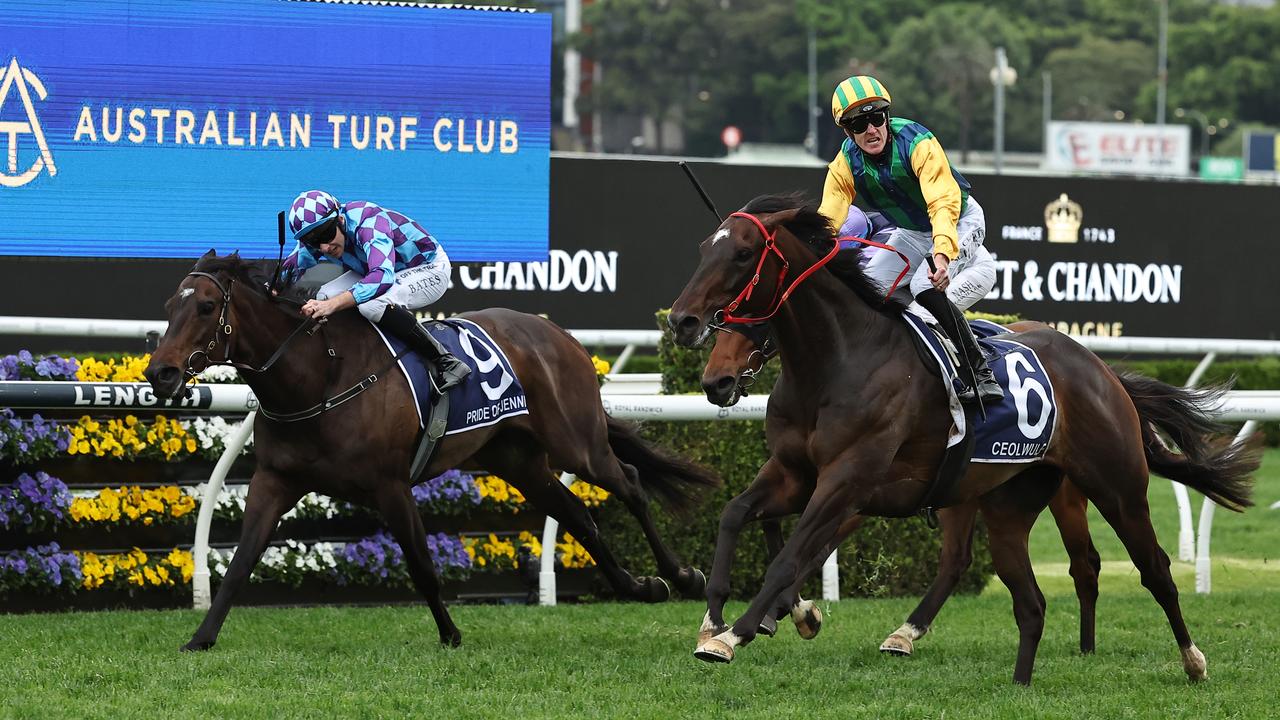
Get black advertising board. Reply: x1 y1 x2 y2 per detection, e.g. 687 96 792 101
2 156 1276 353
973 173 1277 339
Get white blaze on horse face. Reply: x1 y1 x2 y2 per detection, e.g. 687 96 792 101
179 288 195 300
710 228 730 246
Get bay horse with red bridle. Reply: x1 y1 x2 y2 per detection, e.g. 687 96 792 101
144 252 719 651
702 320 1101 658
669 194 1258 684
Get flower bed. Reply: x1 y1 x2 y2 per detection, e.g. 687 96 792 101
0 349 617 611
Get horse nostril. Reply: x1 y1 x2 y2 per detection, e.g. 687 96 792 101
714 376 736 394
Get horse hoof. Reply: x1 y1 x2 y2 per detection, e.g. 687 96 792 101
180 639 214 653
644 576 673 603
792 601 823 640
758 614 778 638
1182 644 1207 682
676 568 707 599
694 638 735 664
879 632 914 656
698 622 728 646
440 631 463 648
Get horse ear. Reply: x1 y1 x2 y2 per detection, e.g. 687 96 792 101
203 248 216 259
762 208 801 229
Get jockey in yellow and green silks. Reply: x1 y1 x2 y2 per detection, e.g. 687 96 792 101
819 75 1003 404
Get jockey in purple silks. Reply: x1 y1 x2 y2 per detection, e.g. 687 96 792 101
279 189 470 391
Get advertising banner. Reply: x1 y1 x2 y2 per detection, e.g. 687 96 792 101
0 0 550 261
976 172 1276 339
1045 121 1190 176
3 157 1275 351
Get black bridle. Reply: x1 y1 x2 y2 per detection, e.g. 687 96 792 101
182 271 319 383
179 270 405 423
724 321 779 397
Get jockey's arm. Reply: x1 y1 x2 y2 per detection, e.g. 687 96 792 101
277 242 319 286
818 155 857 234
347 224 397 304
908 138 962 262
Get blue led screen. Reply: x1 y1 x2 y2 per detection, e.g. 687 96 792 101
0 0 550 261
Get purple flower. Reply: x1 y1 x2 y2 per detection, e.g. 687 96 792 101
0 543 81 594
412 470 481 513
1 473 71 530
0 409 72 464
334 530 471 587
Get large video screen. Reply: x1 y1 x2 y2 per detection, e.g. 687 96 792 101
0 0 550 261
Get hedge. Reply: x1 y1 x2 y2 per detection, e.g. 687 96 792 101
593 311 1279 601
592 311 995 601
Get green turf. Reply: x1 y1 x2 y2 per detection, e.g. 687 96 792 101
2 451 1278 719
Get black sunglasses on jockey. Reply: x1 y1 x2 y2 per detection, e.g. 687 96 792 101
300 214 340 252
840 110 888 134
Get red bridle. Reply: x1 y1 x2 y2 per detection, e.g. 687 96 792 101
716 211 911 325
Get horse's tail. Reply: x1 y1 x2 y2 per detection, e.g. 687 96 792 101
1115 370 1259 512
605 416 722 513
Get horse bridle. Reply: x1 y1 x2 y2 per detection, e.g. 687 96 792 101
180 270 413 423
728 321 778 396
711 211 911 331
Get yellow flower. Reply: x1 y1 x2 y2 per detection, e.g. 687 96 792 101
591 355 611 376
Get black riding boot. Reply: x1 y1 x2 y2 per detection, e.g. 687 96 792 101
915 289 1003 404
377 305 471 392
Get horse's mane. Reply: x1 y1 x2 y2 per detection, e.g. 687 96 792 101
191 253 315 302
740 193 907 314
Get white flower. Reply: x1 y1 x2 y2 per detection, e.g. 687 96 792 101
196 365 241 383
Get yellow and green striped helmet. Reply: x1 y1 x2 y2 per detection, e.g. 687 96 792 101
831 75 892 125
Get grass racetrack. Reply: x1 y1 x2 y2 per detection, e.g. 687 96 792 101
3 450 1278 719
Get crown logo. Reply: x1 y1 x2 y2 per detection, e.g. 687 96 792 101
1044 193 1082 244
0 57 57 188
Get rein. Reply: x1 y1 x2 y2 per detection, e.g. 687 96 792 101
715 212 911 326
182 270 406 423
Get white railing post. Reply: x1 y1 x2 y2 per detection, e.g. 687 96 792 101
1195 420 1257 595
821 550 840 601
612 344 637 373
538 472 577 606
1174 353 1216 563
192 411 255 610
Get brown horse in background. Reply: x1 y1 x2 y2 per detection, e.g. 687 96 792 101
144 252 720 651
669 194 1258 684
702 321 1101 658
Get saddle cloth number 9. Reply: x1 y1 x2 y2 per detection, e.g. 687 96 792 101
457 326 514 401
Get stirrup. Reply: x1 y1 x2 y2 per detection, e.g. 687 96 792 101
434 359 471 392
957 372 1003 403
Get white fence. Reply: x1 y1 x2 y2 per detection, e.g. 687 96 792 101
5 315 1280 601
0 380 1273 605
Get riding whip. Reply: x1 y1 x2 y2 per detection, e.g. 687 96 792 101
678 161 723 222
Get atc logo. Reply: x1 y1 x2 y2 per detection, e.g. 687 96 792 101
0 57 57 188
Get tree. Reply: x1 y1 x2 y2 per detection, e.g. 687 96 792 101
879 4 1030 161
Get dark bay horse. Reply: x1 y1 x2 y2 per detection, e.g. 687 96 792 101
702 322 1101 657
669 195 1259 684
144 252 720 651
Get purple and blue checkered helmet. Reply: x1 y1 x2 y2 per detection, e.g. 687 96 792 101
288 190 341 241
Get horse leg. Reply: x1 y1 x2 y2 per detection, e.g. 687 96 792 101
765 513 866 641
1080 471 1205 681
700 458 808 645
757 519 786 638
492 453 671 603
1048 479 1101 654
373 483 462 647
696 463 866 664
582 457 706 599
978 467 1061 685
881 500 980 657
183 470 301 652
